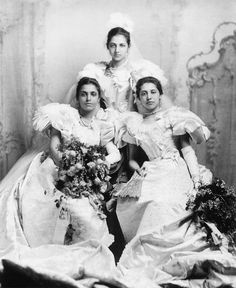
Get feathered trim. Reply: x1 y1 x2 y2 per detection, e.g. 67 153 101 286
33 103 78 134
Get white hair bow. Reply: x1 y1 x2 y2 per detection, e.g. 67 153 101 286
131 59 168 88
106 12 134 33
76 63 111 93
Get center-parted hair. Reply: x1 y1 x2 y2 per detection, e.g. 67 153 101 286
76 77 107 109
136 76 163 98
106 27 131 49
76 77 101 100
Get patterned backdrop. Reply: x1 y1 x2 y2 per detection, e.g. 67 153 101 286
0 1 48 179
187 22 236 185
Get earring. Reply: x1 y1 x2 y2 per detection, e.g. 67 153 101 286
159 95 162 108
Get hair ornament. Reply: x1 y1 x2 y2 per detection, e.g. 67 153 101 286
77 63 111 93
107 12 134 33
131 59 168 88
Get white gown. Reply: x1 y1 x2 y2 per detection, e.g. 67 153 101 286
0 103 119 281
1 104 236 287
116 107 236 287
116 106 211 242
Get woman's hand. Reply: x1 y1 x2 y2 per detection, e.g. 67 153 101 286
50 128 63 166
129 160 146 177
105 142 121 166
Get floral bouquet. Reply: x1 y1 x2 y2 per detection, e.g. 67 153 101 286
55 137 110 219
186 178 236 251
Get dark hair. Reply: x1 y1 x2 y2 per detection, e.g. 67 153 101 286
136 76 163 98
76 77 101 100
106 27 131 48
76 77 107 109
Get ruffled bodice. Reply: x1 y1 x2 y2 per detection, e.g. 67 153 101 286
84 61 133 112
122 106 210 161
33 103 115 147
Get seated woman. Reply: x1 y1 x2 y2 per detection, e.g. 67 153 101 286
0 75 121 278
116 62 208 242
115 65 236 287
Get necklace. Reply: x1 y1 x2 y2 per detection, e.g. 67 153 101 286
80 116 93 128
143 97 162 118
143 109 160 118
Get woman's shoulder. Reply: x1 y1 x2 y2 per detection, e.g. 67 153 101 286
33 103 78 133
78 62 108 77
162 105 210 143
96 61 109 68
123 111 143 122
163 105 202 120
87 61 108 71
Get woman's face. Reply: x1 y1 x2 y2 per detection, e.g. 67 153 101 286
78 84 100 113
108 34 129 63
138 82 161 112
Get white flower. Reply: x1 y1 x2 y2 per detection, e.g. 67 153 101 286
80 181 86 187
199 165 213 185
94 177 102 186
87 162 96 168
68 150 76 157
81 146 88 154
96 159 104 165
75 163 83 171
100 183 108 193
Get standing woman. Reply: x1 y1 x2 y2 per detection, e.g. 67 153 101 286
67 13 136 114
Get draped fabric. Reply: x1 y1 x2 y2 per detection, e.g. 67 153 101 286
0 0 48 180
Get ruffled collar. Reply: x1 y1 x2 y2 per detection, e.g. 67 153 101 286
78 108 108 128
142 107 163 118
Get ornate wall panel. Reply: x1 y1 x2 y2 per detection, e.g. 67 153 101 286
187 22 236 185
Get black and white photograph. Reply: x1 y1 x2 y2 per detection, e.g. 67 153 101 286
0 0 236 287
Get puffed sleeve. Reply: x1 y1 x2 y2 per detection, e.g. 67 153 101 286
99 120 121 165
33 103 78 136
167 107 210 144
121 112 143 145
102 110 138 146
103 108 127 148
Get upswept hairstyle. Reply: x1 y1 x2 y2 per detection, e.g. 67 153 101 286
106 27 131 48
136 76 163 98
76 77 101 100
76 77 106 109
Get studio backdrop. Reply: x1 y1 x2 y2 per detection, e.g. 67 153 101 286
0 0 236 183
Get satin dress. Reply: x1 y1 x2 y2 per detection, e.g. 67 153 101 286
0 103 118 279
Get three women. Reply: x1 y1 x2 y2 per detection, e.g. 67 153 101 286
1 15 236 288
